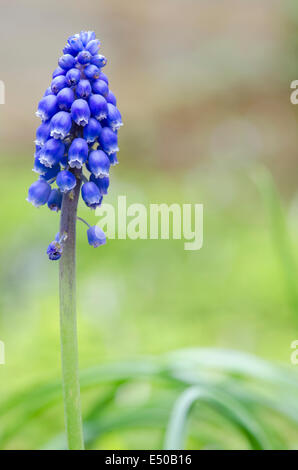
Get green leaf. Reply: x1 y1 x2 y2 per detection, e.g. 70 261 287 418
164 386 271 450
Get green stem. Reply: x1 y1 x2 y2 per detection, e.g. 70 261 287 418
59 173 84 450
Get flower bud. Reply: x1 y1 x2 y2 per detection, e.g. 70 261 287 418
35 121 51 146
88 149 110 177
84 64 100 80
90 174 109 195
80 31 96 46
92 79 109 97
98 72 109 85
58 54 76 70
33 156 48 175
52 66 66 79
77 50 92 65
44 87 54 97
27 179 51 207
81 182 102 209
88 94 108 121
67 35 84 53
99 127 118 155
50 111 72 139
66 68 81 86
71 99 90 126
47 241 63 260
68 138 88 168
87 225 106 247
85 39 100 55
77 79 92 99
39 138 65 168
106 104 123 131
47 188 63 211
51 75 68 94
57 87 75 111
83 117 102 143
63 44 77 56
36 95 59 121
91 54 107 68
56 170 76 193
106 90 117 106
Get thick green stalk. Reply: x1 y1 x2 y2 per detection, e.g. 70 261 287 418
59 174 84 450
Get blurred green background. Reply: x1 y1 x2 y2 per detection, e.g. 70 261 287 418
1 0 298 450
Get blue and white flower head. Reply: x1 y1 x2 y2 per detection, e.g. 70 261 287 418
27 31 123 259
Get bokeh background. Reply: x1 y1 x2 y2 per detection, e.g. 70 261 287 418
1 0 298 450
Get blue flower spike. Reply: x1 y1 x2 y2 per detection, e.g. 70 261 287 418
28 31 122 258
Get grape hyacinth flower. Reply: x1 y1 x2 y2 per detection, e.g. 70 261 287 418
50 111 72 139
88 94 108 121
71 98 91 126
35 121 51 146
39 138 65 167
90 174 110 195
27 31 123 450
47 240 63 260
88 149 110 177
47 188 63 211
83 117 102 143
87 225 106 247
57 87 75 111
27 179 51 207
106 104 123 131
81 181 102 209
68 138 88 168
99 126 119 154
36 95 59 121
56 170 77 193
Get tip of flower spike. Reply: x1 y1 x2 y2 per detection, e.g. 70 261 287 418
30 30 123 243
